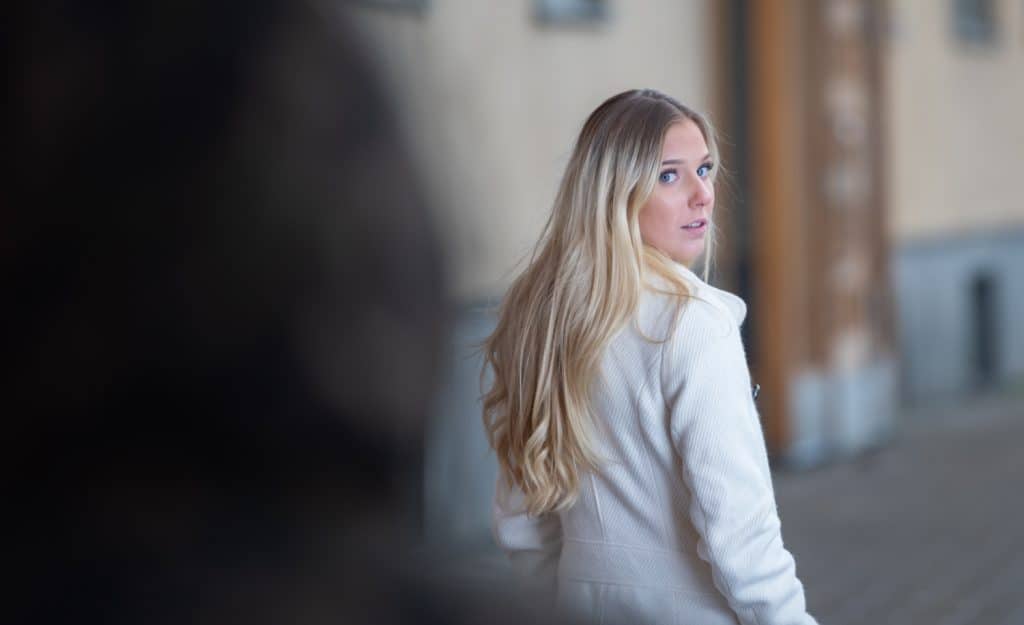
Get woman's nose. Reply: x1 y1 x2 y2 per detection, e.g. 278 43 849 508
689 179 713 208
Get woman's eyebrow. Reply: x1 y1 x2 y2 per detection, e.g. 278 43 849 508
660 153 712 166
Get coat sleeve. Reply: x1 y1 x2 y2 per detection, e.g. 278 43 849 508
662 301 817 625
492 475 562 597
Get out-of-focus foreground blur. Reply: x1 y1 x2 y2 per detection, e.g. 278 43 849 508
7 1 550 623
345 1 1024 623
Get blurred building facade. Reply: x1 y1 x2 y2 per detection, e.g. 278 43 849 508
885 0 1024 404
342 0 1024 548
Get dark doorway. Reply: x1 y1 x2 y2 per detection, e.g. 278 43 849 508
970 271 998 388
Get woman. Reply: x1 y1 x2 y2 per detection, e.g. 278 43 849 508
483 90 818 625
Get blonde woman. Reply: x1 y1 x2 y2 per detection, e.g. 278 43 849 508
483 90 818 625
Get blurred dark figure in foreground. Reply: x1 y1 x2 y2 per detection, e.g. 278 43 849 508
6 2 552 623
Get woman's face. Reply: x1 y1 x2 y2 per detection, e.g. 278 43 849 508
638 119 714 266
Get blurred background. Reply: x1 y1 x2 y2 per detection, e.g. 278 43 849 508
343 0 1024 622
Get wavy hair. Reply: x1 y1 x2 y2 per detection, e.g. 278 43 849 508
482 89 720 515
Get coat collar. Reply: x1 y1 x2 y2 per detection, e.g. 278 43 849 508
670 262 748 326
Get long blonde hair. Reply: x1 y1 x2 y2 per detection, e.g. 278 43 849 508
482 89 721 516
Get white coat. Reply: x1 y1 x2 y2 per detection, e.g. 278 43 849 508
493 262 818 625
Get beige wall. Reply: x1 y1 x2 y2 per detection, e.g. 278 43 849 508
343 1 712 301
885 0 1024 242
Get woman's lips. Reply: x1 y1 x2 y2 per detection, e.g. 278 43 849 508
681 219 707 237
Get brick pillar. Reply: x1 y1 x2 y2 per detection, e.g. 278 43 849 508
746 0 896 465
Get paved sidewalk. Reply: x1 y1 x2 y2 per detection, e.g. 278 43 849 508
776 389 1024 625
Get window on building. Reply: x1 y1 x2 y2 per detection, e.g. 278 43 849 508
952 0 997 43
535 0 607 24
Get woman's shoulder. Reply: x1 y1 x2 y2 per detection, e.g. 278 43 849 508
638 264 747 339
638 266 751 391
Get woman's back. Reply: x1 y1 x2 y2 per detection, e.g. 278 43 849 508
496 265 816 625
556 267 741 623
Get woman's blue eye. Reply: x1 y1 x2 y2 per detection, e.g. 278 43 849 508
659 170 678 184
697 163 714 178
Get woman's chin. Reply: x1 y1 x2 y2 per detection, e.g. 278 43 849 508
673 246 705 267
